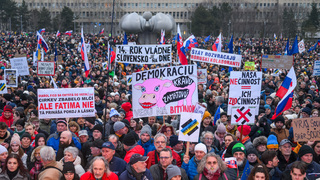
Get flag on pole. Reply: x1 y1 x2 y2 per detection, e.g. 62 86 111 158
183 35 199 51
308 40 320 52
37 32 49 53
123 32 128 45
284 39 289 55
54 43 57 62
39 28 45 34
110 46 116 63
288 36 299 55
228 35 234 53
99 28 104 35
65 30 72 36
213 105 221 125
274 33 277 40
212 33 222 52
204 35 210 43
50 76 58 89
298 39 305 53
56 30 61 37
177 24 188 65
81 28 90 77
160 29 165 44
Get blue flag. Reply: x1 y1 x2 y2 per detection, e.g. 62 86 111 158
204 35 210 43
238 47 241 55
229 67 233 72
240 160 251 180
308 40 320 52
288 36 299 55
285 39 289 55
54 43 57 62
213 106 220 125
123 32 128 45
228 35 233 53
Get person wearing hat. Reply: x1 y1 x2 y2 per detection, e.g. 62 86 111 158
104 108 120 137
166 164 184 180
20 132 33 155
78 130 89 145
267 134 279 151
301 107 311 118
94 93 105 118
17 93 29 109
182 143 207 180
313 98 320 111
14 119 25 137
270 115 289 143
169 135 185 161
277 139 297 172
0 144 8 169
121 102 133 121
200 111 213 135
236 125 254 151
261 150 282 179
61 162 80 180
283 145 320 180
113 121 128 141
119 153 153 180
226 142 253 179
252 136 268 157
246 148 261 167
9 133 28 167
80 156 118 180
59 146 85 177
101 142 127 176
84 117 96 139
0 105 14 127
137 125 155 156
122 131 145 163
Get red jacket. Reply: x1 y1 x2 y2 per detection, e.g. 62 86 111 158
80 171 118 180
0 112 13 127
124 144 145 163
146 146 181 169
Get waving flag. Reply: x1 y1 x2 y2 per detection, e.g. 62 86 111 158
183 35 198 51
284 39 289 55
308 40 320 52
81 28 90 77
298 39 305 53
37 32 49 53
204 35 210 43
50 77 58 89
123 32 128 45
225 157 237 169
99 28 104 35
39 28 45 34
228 35 234 53
274 33 277 40
110 46 116 63
56 30 61 37
213 105 221 125
160 29 165 44
177 24 188 65
212 33 222 52
65 30 72 36
288 36 298 55
272 67 296 119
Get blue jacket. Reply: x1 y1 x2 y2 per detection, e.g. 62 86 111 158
181 156 198 180
47 132 81 152
119 164 153 180
269 167 282 180
285 161 320 180
138 139 155 156
109 156 127 177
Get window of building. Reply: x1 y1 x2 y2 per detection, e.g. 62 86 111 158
147 3 149 8
136 3 138 7
173 3 176 8
173 12 175 18
177 12 179 18
143 3 145 8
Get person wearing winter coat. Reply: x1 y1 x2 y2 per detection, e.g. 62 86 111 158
59 147 85 177
0 105 14 128
38 146 63 180
182 143 207 180
261 150 282 180
122 131 145 163
119 153 153 180
252 136 268 158
0 154 30 180
101 141 127 176
80 156 118 180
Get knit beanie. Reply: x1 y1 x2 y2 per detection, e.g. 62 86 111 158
123 131 137 146
298 145 314 158
3 105 12 113
121 102 132 112
274 115 285 124
166 164 181 180
237 125 251 136
216 123 227 134
202 111 212 121
194 143 207 153
92 124 103 134
10 133 21 146
140 125 152 137
62 162 76 174
110 108 120 118
0 145 7 154
84 117 95 125
267 134 279 149
232 143 246 155
247 148 258 157
21 132 31 141
302 107 312 115
113 121 125 132
169 135 179 147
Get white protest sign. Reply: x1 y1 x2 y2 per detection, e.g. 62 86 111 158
197 69 207 84
132 65 198 118
10 57 29 76
37 61 55 76
116 44 172 64
313 60 320 76
178 112 202 142
33 52 37 67
4 69 18 87
78 43 90 53
37 88 95 119
190 48 241 67
194 103 206 119
0 80 8 94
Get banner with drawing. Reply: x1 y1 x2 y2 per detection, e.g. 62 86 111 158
132 65 198 118
116 44 172 64
4 69 18 87
197 69 207 84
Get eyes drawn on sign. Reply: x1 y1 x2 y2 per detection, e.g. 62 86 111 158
181 118 199 136
234 106 252 123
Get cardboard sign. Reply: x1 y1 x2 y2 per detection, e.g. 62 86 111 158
228 71 262 125
292 117 320 142
244 62 255 71
4 69 18 87
116 45 172 64
261 55 293 70
190 48 241 67
0 80 8 94
178 112 202 142
37 61 55 76
313 60 320 76
132 65 198 118
37 88 95 119
10 57 29 76
197 69 207 84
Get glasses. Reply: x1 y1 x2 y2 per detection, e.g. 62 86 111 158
160 156 171 159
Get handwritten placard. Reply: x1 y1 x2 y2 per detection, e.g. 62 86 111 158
293 117 320 142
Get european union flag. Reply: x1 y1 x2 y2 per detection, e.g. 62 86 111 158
288 36 299 55
204 35 210 43
213 105 220 125
228 35 233 53
284 39 289 55
123 32 128 45
240 160 251 180
308 40 320 52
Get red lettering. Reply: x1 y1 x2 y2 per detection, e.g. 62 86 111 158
230 78 238 85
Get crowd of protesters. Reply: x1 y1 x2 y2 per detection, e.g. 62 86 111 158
0 30 319 180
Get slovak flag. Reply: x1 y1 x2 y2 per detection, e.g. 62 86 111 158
99 28 104 35
272 66 297 119
56 30 61 37
80 28 90 77
176 24 188 65
37 32 49 53
225 157 237 169
65 30 72 36
183 35 198 51
39 28 45 34
212 33 222 52
160 29 165 44
110 46 116 63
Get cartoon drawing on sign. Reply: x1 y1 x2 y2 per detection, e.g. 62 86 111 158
4 69 18 87
134 76 196 109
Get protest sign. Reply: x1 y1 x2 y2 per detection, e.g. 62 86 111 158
126 75 132 85
0 80 8 94
194 103 206 119
37 61 55 76
190 48 241 67
261 55 293 69
244 62 255 71
292 117 320 142
178 112 202 142
33 52 37 67
37 88 95 119
102 62 108 70
4 69 18 87
77 43 90 53
116 44 172 64
197 69 207 84
313 60 320 76
10 57 29 76
132 65 198 118
228 71 262 125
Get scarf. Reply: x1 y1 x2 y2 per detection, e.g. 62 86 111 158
7 169 19 180
203 167 221 180
214 132 224 146
30 160 43 180
241 136 250 144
